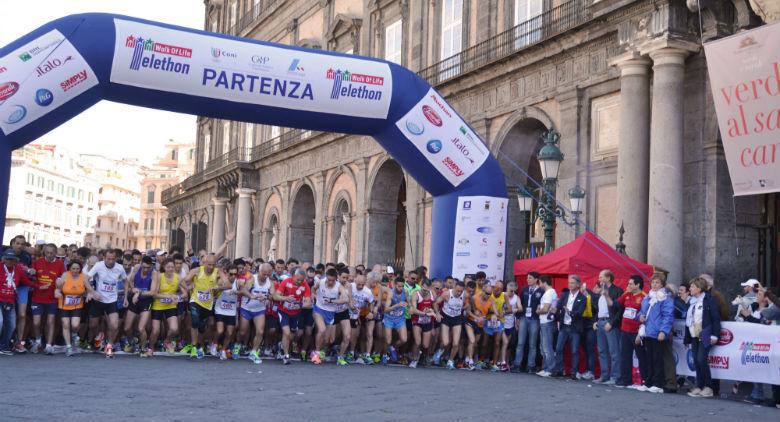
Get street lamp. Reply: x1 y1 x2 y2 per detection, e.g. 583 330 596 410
520 129 587 253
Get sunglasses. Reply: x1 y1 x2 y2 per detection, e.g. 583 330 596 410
228 272 238 276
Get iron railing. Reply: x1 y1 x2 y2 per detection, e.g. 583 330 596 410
418 0 588 85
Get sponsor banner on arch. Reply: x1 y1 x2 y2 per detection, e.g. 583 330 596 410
452 196 507 282
704 21 780 195
0 29 98 135
672 320 780 385
396 88 489 187
110 19 393 119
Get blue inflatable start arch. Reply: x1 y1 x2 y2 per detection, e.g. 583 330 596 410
0 13 508 280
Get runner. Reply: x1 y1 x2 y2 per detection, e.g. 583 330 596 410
86 250 127 358
332 268 353 365
30 243 65 355
150 259 185 356
54 260 95 356
409 278 437 368
370 273 390 363
239 262 275 364
485 281 506 371
465 283 498 370
311 268 349 364
0 250 33 354
213 265 239 360
382 276 408 365
348 273 375 364
433 279 469 370
182 254 227 359
123 256 160 356
402 270 421 364
298 266 317 359
500 281 521 372
274 268 312 365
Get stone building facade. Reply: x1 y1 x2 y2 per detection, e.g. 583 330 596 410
162 0 779 291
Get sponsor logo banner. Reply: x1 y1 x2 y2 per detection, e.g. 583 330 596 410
0 30 98 135
704 22 780 195
396 88 489 187
452 196 507 281
110 19 392 119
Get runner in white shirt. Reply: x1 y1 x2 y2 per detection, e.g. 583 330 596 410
86 250 127 358
347 274 375 364
500 281 521 372
239 263 276 364
214 265 239 360
311 268 349 364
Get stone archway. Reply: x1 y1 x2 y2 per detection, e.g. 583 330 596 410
495 117 547 279
290 184 316 262
367 159 407 269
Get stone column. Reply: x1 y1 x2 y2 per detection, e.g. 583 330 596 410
312 172 326 264
353 158 369 265
613 54 651 261
234 188 255 258
211 198 227 252
645 45 694 282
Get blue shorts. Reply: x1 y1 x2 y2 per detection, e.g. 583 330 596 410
16 286 31 305
240 308 265 321
314 305 335 325
189 303 213 333
279 312 300 331
383 316 405 330
503 327 516 337
484 322 504 336
30 302 58 316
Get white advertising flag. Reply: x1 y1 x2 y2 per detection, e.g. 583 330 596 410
451 196 508 282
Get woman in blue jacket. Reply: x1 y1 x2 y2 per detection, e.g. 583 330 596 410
638 274 674 393
685 276 721 398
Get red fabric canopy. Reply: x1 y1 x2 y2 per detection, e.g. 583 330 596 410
513 231 654 292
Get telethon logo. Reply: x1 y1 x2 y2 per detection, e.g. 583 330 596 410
126 35 192 75
426 139 442 154
35 89 53 106
326 68 384 102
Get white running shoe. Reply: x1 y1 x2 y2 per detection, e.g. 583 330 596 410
647 386 664 394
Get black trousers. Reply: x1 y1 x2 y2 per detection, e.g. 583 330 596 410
642 337 666 388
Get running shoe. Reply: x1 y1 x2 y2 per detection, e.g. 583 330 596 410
381 354 389 365
467 361 476 371
409 360 418 368
536 370 551 377
164 341 176 354
105 343 114 359
181 344 194 355
249 350 262 364
355 355 365 365
363 353 374 365
263 347 273 357
140 349 149 358
232 344 242 360
65 346 74 357
283 354 291 365
196 348 205 360
311 351 322 365
93 333 104 350
501 362 510 372
276 350 284 360
209 343 218 357
13 342 27 354
446 360 455 370
30 340 41 354
432 349 443 365
475 360 486 370
122 340 133 354
490 364 500 372
345 352 354 363
371 353 380 364
388 346 398 362
398 356 409 366
336 356 348 366
300 351 308 361
44 344 54 355
219 349 228 360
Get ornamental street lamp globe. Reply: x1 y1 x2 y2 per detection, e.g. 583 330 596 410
517 185 534 213
537 129 563 181
568 184 586 214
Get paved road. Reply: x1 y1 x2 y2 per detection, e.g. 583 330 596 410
0 354 776 421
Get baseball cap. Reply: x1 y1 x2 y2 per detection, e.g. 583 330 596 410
740 279 760 287
156 250 166 257
386 266 395 274
35 240 46 246
2 250 19 260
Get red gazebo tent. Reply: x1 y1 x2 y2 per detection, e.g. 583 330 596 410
513 231 654 292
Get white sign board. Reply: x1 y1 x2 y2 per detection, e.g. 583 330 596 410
396 88 489 187
110 19 393 120
451 196 508 282
0 30 99 135
704 21 780 195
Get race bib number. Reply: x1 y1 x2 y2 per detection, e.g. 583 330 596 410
504 315 515 327
100 283 115 293
418 314 431 324
220 301 236 311
159 297 174 304
283 301 301 310
623 307 637 319
486 319 500 329
197 291 211 302
525 307 532 317
64 295 82 306
388 307 404 318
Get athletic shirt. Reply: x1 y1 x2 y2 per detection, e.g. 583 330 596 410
334 281 351 313
442 289 465 318
412 290 434 324
134 268 154 292
152 273 180 311
241 275 271 312
504 294 520 328
492 292 506 322
214 281 239 316
190 266 218 309
349 284 375 319
469 294 494 327
277 279 311 316
386 289 407 319
403 283 421 319
315 279 341 312
87 261 126 304
59 272 86 310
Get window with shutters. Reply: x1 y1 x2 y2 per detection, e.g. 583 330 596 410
440 0 463 78
384 20 402 65
514 0 543 49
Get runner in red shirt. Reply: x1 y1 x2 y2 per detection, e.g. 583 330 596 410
274 268 312 364
30 244 65 354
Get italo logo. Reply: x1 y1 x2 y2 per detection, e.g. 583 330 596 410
211 47 238 59
60 70 88 92
740 342 771 366
422 105 442 126
405 120 424 135
4 105 27 124
426 139 442 154
0 81 20 102
443 156 464 177
35 89 53 106
717 328 733 346
476 227 493 234
34 55 73 77
125 35 192 75
451 137 475 164
326 68 384 101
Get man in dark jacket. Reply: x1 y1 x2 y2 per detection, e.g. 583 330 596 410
512 271 543 373
593 269 623 384
551 274 587 378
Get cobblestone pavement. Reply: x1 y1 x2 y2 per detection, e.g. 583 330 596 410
0 353 776 421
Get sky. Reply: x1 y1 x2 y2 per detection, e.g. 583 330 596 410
0 0 204 165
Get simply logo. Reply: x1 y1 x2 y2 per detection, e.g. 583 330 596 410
476 227 493 234
739 342 771 366
0 81 20 102
34 55 73 77
442 156 464 177
125 35 192 75
426 139 442 154
422 105 442 126
34 89 53 106
4 105 27 124
405 120 424 135
708 355 730 369
326 68 384 102
59 70 88 92
211 47 238 60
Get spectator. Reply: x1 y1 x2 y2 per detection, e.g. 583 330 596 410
1 250 33 354
593 269 623 385
512 271 542 373
638 274 674 393
551 275 586 379
673 282 691 319
685 276 721 398
535 275 557 377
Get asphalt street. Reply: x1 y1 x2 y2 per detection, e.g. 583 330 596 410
0 353 776 421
